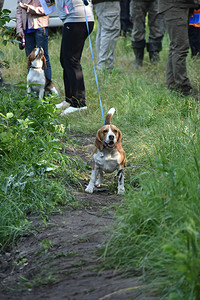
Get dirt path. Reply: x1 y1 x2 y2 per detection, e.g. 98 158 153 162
0 133 156 300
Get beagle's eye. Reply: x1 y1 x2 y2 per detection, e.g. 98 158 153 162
113 129 118 134
103 129 108 134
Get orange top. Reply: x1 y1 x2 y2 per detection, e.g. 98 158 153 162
189 9 200 28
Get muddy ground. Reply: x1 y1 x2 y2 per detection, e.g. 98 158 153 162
0 133 156 300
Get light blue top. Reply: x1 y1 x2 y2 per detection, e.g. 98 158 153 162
56 0 94 23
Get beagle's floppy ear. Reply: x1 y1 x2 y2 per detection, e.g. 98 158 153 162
116 129 122 143
27 51 36 69
115 130 123 151
42 56 47 69
27 54 32 69
94 129 104 151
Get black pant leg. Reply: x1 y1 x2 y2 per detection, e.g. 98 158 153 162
60 22 94 107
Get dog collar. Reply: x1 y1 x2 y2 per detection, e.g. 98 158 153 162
30 66 43 69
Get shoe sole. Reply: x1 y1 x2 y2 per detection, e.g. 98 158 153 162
61 106 87 115
56 102 70 109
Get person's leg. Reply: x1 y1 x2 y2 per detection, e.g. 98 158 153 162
120 0 127 35
60 22 94 108
194 27 200 56
130 1 147 67
165 47 174 88
35 28 51 81
95 2 120 70
189 26 200 57
95 8 102 63
25 32 36 94
25 32 36 57
164 7 192 93
120 0 132 36
105 3 120 69
60 23 84 107
147 0 164 62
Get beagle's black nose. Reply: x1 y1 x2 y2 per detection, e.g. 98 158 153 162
109 135 114 141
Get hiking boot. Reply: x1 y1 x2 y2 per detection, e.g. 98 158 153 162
132 40 145 69
169 84 200 100
133 47 144 68
149 51 160 63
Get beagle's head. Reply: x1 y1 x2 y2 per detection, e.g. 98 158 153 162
27 47 47 69
95 124 122 151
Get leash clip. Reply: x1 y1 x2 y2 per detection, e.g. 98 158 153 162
83 0 89 5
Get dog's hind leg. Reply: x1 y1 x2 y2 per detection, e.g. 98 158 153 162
117 169 125 194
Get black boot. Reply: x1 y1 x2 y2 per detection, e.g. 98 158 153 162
132 40 145 68
149 51 159 62
146 41 162 63
133 48 144 68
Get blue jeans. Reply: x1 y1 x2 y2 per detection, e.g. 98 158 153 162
25 27 51 81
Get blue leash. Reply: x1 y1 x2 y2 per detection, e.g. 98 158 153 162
83 1 105 124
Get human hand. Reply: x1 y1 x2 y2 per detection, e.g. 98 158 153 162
19 2 28 10
17 32 24 38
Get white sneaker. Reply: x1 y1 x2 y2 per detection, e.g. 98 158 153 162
61 106 87 115
56 100 70 110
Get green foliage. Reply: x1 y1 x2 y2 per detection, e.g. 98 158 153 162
0 89 62 154
0 8 15 68
163 221 200 300
0 86 87 249
39 239 53 254
0 9 13 41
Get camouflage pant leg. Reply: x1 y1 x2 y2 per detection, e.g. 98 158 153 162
130 1 147 43
148 0 164 43
94 2 120 70
164 7 191 89
130 0 164 44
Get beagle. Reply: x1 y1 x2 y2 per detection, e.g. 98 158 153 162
27 47 58 99
85 108 126 195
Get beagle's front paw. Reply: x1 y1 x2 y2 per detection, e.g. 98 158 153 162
85 184 94 194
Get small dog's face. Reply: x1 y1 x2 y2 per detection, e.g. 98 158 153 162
31 47 44 59
95 124 122 151
27 47 46 69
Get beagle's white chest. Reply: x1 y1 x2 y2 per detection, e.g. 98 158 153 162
93 148 121 173
27 68 45 91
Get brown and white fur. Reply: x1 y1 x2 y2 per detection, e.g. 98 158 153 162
27 47 58 99
85 108 126 195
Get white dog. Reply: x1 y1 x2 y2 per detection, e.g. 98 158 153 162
27 47 58 99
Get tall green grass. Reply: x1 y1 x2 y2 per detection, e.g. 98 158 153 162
103 125 200 299
1 25 200 299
